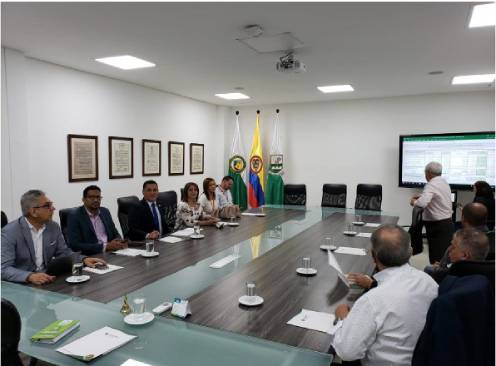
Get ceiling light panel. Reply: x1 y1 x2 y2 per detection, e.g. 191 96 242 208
95 55 155 70
317 85 354 93
451 74 495 85
469 3 496 28
215 93 250 100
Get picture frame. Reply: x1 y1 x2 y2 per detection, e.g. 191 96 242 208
109 136 134 179
168 141 185 176
190 143 204 175
142 139 161 176
67 134 99 182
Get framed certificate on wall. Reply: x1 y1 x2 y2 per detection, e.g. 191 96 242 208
67 134 99 182
168 141 185 176
190 143 204 174
142 139 161 176
109 136 134 179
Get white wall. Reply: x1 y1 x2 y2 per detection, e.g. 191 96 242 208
229 91 494 224
2 48 226 229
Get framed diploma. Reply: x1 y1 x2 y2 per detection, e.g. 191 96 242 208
168 141 185 176
142 139 161 176
67 134 98 182
109 136 134 179
190 143 204 175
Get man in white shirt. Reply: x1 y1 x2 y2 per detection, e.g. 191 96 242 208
1 190 105 284
215 176 241 218
332 224 438 366
410 161 454 263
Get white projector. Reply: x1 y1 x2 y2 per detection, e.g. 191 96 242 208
276 53 307 73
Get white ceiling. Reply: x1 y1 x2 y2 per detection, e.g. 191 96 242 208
2 2 494 106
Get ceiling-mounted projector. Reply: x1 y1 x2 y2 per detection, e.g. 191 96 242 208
276 52 306 73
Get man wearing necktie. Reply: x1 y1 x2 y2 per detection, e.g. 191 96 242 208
128 180 169 240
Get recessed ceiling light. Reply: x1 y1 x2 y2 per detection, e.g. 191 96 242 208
317 85 354 93
95 55 155 70
215 93 250 100
451 74 495 85
469 3 496 28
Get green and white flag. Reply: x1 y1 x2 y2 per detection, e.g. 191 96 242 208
228 112 248 210
266 109 284 205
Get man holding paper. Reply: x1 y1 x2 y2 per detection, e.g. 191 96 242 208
331 225 437 366
1 190 105 285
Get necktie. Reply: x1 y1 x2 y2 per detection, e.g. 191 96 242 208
151 203 160 233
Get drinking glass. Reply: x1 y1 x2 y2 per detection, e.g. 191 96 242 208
145 240 154 253
72 262 83 276
246 282 256 297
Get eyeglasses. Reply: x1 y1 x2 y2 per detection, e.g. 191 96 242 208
33 202 54 209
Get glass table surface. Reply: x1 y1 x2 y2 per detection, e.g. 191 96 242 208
2 206 396 366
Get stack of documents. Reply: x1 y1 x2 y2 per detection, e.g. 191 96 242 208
365 223 381 228
31 320 80 344
84 264 123 275
357 232 372 238
113 248 148 257
159 236 184 243
287 309 342 335
170 228 195 237
241 212 266 217
57 326 136 361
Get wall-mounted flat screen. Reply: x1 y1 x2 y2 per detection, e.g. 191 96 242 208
399 132 495 190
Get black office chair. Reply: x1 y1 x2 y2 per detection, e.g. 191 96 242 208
284 184 306 206
59 207 77 243
408 206 424 255
1 298 23 366
158 190 178 234
321 184 347 208
449 260 495 291
354 184 382 211
117 196 140 238
486 231 495 260
1 211 8 228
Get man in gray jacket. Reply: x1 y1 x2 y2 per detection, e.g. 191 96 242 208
2 189 104 285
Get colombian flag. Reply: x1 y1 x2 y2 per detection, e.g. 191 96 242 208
248 112 265 208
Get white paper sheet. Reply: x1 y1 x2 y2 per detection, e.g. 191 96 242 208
357 232 372 238
209 255 241 269
170 228 195 237
57 326 136 361
241 212 266 217
121 359 152 366
83 264 123 275
365 223 381 228
159 236 184 243
113 248 147 257
328 251 350 287
287 309 342 335
334 246 367 256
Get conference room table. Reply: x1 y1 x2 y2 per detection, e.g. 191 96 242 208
2 205 398 366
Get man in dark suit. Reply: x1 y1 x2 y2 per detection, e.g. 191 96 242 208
128 180 171 240
1 190 104 285
67 185 126 255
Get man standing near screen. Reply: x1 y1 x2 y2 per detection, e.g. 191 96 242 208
410 162 454 263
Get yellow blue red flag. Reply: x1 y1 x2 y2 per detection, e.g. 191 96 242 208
248 111 265 208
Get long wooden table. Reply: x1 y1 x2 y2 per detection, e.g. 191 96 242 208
182 212 398 353
40 207 305 303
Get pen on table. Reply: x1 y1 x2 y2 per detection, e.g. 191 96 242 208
333 317 340 326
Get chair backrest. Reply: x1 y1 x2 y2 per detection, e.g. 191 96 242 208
117 196 140 238
1 211 8 228
1 298 23 366
409 206 424 255
321 184 347 208
284 184 306 206
355 184 382 211
449 260 495 290
158 190 178 233
59 207 78 243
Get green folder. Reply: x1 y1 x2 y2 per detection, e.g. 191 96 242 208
31 320 80 344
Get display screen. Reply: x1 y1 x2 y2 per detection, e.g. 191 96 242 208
399 132 495 190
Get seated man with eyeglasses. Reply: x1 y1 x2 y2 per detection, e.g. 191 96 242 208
1 189 105 285
67 185 126 255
